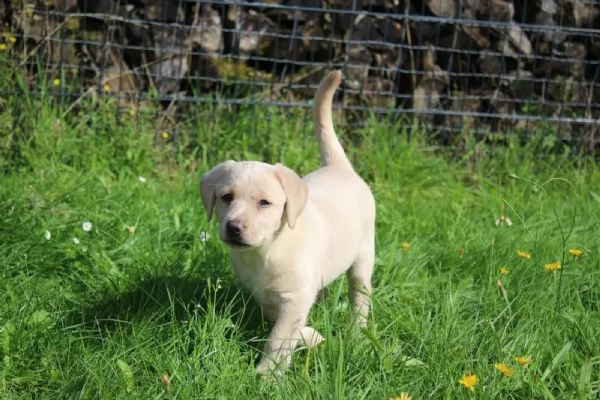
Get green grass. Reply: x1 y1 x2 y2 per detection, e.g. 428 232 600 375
1 93 599 400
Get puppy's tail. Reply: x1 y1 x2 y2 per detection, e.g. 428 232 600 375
313 70 353 170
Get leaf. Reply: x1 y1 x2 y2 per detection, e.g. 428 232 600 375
400 355 426 367
27 310 52 328
12 370 41 385
542 341 572 381
116 359 135 393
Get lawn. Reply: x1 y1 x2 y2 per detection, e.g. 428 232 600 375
1 95 599 399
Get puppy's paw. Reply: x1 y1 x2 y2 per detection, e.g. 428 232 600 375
256 358 284 378
356 315 368 329
298 326 325 349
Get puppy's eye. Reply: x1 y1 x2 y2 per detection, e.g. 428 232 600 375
258 199 271 208
221 193 234 203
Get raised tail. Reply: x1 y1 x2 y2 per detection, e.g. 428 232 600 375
312 70 353 170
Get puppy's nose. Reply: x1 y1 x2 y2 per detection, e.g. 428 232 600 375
226 219 245 237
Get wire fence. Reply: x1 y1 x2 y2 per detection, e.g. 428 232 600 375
1 0 600 154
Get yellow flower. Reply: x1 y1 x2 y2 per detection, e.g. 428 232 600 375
161 131 169 139
103 83 110 93
389 393 412 400
401 241 411 251
544 262 561 272
500 267 509 276
517 250 531 260
53 78 61 87
569 248 583 258
495 363 514 377
0 43 6 51
2 32 16 44
514 356 530 367
458 373 478 391
127 226 136 235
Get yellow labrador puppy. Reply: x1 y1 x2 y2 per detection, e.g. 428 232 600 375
200 70 376 374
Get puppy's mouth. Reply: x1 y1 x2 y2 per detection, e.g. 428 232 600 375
224 237 252 248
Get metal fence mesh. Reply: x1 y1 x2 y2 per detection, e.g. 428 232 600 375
2 0 600 154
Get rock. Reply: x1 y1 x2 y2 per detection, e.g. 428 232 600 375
422 0 455 18
143 0 184 22
412 45 449 123
533 41 586 78
503 70 535 101
445 91 481 134
190 10 223 53
561 0 600 28
149 24 190 95
532 11 568 48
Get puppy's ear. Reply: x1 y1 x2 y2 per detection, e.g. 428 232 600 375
274 163 308 229
200 160 236 221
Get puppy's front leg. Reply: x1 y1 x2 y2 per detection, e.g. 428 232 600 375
256 295 313 374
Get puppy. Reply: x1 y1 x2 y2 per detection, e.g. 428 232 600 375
200 70 376 374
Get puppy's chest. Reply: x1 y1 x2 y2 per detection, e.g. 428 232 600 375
232 258 296 305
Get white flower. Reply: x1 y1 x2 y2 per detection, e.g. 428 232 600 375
200 231 210 242
138 176 147 183
44 230 51 240
495 215 512 227
72 237 80 245
82 221 93 232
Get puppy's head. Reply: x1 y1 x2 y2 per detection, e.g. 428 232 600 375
200 160 308 249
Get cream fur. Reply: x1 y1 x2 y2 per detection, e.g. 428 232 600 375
200 70 376 374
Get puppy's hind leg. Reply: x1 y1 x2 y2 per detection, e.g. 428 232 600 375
347 238 375 328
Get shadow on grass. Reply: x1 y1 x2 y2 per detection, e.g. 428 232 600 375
62 262 269 355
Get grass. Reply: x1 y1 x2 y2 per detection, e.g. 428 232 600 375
1 90 599 399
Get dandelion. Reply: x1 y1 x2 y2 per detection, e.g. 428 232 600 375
44 230 51 240
72 237 80 245
401 242 411 251
127 226 136 235
2 32 16 44
128 109 136 116
458 373 479 391
514 356 531 367
138 176 147 183
200 231 210 242
517 250 531 260
495 363 514 377
495 215 513 226
82 221 93 232
0 43 6 51
569 248 583 258
500 267 509 276
161 131 169 139
53 78 60 87
103 83 110 93
544 262 561 272
389 393 412 400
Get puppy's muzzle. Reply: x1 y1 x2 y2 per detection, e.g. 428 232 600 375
225 219 249 246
